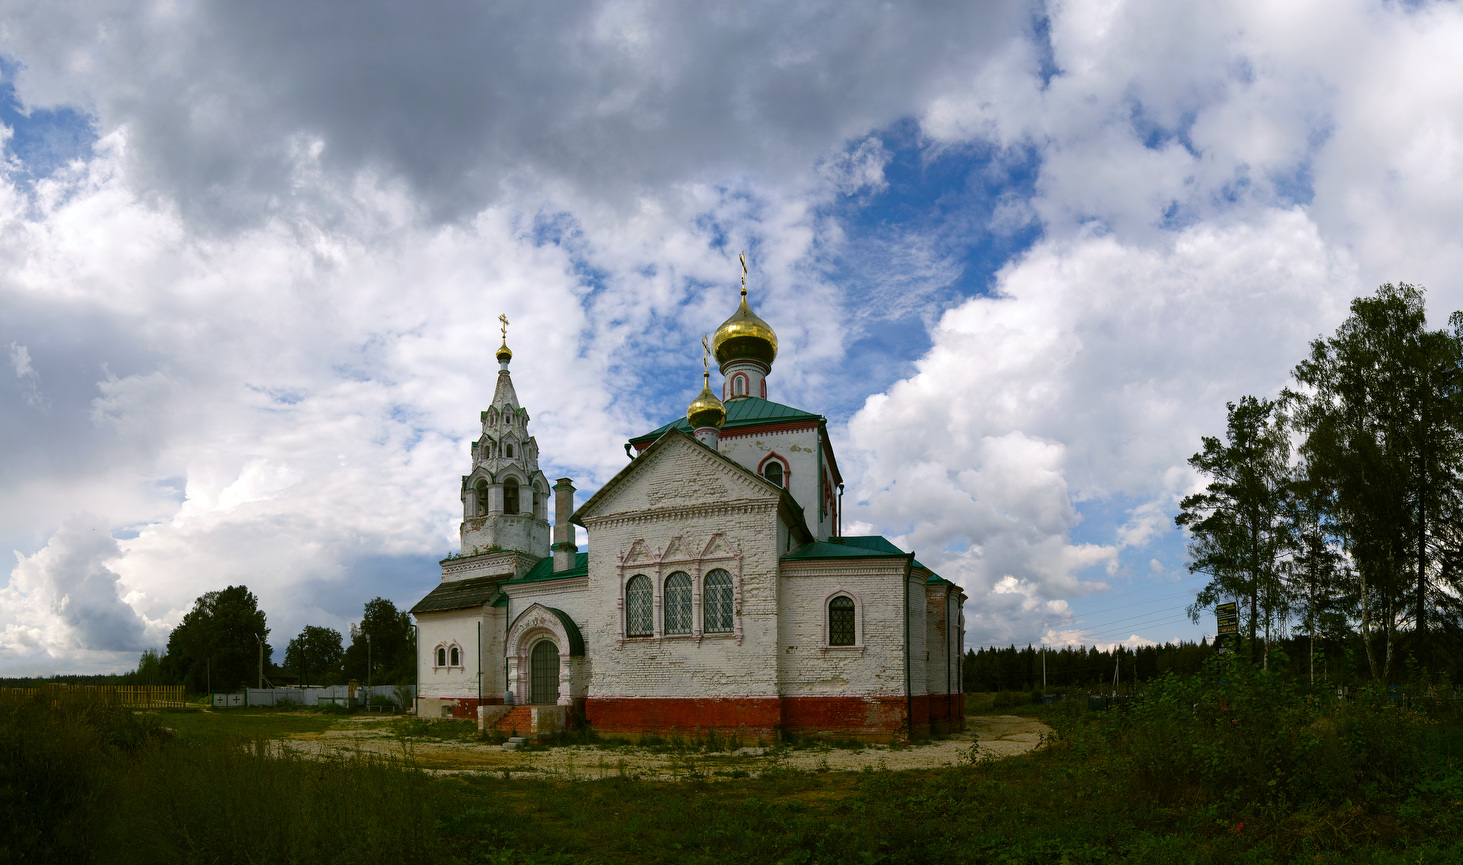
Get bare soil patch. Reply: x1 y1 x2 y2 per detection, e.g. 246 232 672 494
274 713 1051 780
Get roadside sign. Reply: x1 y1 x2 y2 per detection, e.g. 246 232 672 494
1215 602 1239 636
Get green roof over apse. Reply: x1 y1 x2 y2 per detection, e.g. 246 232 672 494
628 397 824 448
782 535 953 585
504 551 589 585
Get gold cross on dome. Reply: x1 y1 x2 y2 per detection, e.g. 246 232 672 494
739 252 748 292
498 313 509 343
701 335 710 374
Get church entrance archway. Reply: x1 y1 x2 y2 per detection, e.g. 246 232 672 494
529 640 560 705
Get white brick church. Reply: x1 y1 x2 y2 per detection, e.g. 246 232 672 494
411 283 965 740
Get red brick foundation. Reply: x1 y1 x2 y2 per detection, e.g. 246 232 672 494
417 696 503 720
586 697 782 737
584 693 962 741
780 695 908 738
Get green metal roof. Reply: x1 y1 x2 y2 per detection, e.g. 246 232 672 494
543 607 586 656
628 397 824 447
782 535 950 584
504 551 589 585
409 574 508 615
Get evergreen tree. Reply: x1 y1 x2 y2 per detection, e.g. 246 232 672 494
1177 395 1294 665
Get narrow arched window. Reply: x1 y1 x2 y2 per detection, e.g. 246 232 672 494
703 569 734 633
733 375 746 396
664 572 692 635
829 596 856 646
437 647 447 667
506 443 515 458
763 461 784 488
626 575 653 637
475 480 489 516
503 477 520 514
450 646 460 666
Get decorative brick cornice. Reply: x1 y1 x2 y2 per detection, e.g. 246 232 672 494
778 560 908 579
582 498 777 529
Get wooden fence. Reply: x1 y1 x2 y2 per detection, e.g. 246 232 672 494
1 683 187 708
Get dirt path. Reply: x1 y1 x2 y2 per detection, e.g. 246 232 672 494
276 714 1051 781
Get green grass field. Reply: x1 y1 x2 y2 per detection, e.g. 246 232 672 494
5 662 1461 864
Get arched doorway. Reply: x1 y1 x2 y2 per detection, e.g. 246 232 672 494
529 639 560 705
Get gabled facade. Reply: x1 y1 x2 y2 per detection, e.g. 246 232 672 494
411 287 965 740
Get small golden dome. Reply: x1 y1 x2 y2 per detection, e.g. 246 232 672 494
711 289 778 368
686 372 726 430
496 340 513 363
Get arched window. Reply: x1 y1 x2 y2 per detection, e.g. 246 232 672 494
664 572 692 635
829 596 856 646
625 575 653 637
475 480 489 516
703 569 734 633
449 646 460 666
506 442 515 458
763 461 783 488
436 647 447 667
733 374 747 396
503 477 520 514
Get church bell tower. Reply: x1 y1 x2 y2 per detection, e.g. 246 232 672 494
459 315 551 560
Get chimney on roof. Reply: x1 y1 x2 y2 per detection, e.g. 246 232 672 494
551 478 577 572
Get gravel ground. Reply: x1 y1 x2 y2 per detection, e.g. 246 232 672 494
276 714 1051 781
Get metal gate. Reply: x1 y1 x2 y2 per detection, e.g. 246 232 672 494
529 640 560 705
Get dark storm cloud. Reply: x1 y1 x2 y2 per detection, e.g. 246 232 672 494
2 0 1027 223
9 512 146 651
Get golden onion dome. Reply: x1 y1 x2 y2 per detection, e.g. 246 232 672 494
496 339 513 363
686 372 726 430
711 289 778 368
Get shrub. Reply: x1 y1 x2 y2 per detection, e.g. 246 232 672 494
0 691 169 863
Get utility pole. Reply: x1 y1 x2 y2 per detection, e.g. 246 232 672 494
366 633 372 693
1042 648 1046 690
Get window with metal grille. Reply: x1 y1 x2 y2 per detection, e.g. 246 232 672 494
529 640 560 705
436 647 447 667
664 572 692 634
625 574 653 636
449 646 460 666
703 569 734 633
829 596 856 646
763 460 783 487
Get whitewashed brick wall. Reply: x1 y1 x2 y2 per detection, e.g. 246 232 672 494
776 559 911 697
579 436 786 699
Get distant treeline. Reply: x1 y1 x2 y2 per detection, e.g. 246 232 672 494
961 630 1463 693
4 587 416 694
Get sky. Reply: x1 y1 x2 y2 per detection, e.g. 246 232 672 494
2 0 1462 675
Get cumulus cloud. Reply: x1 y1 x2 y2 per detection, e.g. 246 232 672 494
4 0 1463 668
8 340 44 407
0 0 1026 225
2 512 146 657
848 208 1356 644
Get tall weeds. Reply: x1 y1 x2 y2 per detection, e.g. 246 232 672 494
1054 654 1463 812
